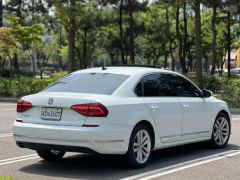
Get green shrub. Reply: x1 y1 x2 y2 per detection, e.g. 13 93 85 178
51 71 68 80
0 77 15 97
186 75 240 108
30 79 54 93
0 68 11 78
202 76 223 93
19 70 34 77
0 73 240 108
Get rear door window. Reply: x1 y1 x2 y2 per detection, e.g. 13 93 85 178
43 73 129 95
135 73 174 97
134 73 201 97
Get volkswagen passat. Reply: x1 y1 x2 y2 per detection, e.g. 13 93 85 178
13 67 231 168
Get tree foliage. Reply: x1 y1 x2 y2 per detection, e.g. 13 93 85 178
1 0 240 87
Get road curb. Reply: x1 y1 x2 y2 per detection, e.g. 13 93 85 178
0 98 19 103
230 108 240 114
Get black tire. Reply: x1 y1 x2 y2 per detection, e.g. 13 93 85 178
126 124 153 168
210 112 230 148
36 150 66 161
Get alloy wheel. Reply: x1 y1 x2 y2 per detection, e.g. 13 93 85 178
213 117 230 146
133 129 151 164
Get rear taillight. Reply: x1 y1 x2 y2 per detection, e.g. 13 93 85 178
17 100 33 112
71 103 108 117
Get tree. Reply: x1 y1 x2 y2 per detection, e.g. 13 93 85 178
5 0 49 25
0 27 18 85
124 0 148 64
8 17 43 77
0 0 2 27
53 0 85 72
137 3 168 67
194 0 203 89
210 1 220 75
36 43 56 79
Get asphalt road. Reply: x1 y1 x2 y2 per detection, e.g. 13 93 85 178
1 102 240 180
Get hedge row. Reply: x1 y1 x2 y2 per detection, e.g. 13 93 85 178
0 73 240 108
189 75 240 108
0 72 67 97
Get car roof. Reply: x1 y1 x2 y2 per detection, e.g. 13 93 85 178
74 66 178 76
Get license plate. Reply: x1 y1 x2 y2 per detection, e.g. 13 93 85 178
41 107 62 121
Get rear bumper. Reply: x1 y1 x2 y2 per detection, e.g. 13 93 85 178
13 121 131 154
16 141 97 153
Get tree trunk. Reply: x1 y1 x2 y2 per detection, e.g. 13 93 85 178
182 1 188 74
176 2 187 74
128 0 135 65
28 49 36 77
194 0 203 89
16 0 23 25
68 0 76 73
210 4 217 75
165 7 175 71
227 11 231 78
0 0 3 27
164 52 168 69
58 26 62 71
1 56 5 76
203 51 209 73
83 28 88 68
119 0 125 64
8 56 13 87
13 53 21 84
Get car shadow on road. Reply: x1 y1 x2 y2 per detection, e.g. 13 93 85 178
19 142 240 180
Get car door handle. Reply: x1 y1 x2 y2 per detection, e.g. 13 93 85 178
182 104 190 109
150 105 159 110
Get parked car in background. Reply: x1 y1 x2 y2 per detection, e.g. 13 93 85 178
13 66 231 168
231 68 240 76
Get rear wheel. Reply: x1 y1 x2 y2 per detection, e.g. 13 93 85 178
126 124 152 168
210 112 230 148
36 150 66 161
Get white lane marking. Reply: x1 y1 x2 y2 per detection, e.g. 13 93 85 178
122 150 240 180
0 108 15 111
0 156 38 166
0 104 16 106
0 133 13 138
0 154 37 163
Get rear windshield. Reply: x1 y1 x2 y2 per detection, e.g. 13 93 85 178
43 73 129 95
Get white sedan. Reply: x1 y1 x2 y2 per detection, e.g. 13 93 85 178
13 67 231 168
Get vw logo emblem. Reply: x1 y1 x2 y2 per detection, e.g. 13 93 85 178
48 98 54 105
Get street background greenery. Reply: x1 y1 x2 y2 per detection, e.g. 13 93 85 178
1 73 240 108
0 0 240 107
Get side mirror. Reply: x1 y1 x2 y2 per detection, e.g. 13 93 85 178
202 89 212 98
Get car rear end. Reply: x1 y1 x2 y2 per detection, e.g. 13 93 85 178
13 71 131 154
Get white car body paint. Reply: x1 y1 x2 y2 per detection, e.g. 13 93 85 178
13 67 231 155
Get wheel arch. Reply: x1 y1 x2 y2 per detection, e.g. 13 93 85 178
217 109 231 130
218 110 230 120
132 120 156 149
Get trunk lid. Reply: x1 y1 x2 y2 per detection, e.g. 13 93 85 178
17 92 107 126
